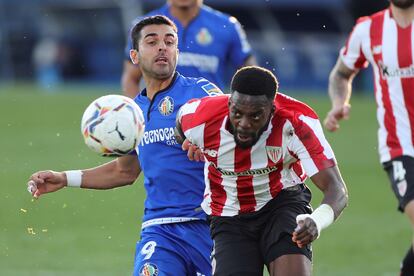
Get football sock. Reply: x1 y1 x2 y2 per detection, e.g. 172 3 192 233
400 245 414 276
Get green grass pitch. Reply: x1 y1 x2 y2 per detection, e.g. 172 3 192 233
0 84 409 275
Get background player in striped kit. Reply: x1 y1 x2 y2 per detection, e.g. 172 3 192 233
122 0 256 98
27 15 222 276
175 66 348 275
323 1 414 275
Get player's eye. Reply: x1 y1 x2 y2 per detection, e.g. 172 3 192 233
251 113 262 120
233 111 242 118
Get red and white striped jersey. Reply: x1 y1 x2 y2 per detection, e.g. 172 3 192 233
341 7 414 162
178 93 336 216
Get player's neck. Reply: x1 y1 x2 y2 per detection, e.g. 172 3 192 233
143 74 175 100
169 5 200 27
391 4 414 28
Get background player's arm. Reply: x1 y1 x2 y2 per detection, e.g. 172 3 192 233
324 57 358 132
293 166 348 247
121 60 143 98
28 155 141 198
242 55 257 67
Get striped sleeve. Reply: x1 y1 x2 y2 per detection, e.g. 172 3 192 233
177 99 205 146
289 115 336 177
340 17 370 70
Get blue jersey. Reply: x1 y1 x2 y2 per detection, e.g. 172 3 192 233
126 4 252 89
134 72 222 225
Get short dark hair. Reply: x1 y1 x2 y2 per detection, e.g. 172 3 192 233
230 66 279 100
131 15 177 50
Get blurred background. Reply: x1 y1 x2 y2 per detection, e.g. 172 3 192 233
0 0 388 91
2 0 407 276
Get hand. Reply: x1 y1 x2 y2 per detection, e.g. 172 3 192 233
27 170 67 199
292 215 319 248
323 104 351 132
181 139 205 162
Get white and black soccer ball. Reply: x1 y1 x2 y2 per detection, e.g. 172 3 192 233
81 95 145 156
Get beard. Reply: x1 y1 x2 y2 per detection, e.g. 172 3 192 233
229 123 268 149
390 0 414 9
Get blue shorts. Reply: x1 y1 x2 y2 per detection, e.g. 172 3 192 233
133 220 212 276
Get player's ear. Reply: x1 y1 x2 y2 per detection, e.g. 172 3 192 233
130 49 139 65
228 96 233 108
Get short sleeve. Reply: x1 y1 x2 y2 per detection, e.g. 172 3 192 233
227 16 253 68
288 115 336 177
340 17 370 70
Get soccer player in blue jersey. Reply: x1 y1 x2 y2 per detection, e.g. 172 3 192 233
122 0 256 98
27 15 221 276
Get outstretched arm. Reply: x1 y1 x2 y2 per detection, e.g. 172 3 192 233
292 166 348 248
324 57 358 132
27 155 141 198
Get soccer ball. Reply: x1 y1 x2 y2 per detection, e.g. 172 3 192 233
81 95 145 156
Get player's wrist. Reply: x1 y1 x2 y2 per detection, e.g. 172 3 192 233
64 170 83 188
310 204 334 237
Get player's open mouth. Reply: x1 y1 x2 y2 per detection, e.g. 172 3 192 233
237 133 251 142
155 57 168 63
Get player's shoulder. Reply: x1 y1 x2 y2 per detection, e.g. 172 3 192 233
176 73 223 97
275 92 318 120
145 5 169 17
182 94 229 124
200 5 240 25
355 8 388 26
130 5 168 25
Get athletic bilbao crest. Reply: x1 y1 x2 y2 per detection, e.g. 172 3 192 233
266 146 282 163
158 96 174 116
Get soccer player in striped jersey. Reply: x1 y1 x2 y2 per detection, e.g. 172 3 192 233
27 16 222 276
175 66 348 275
122 0 256 98
324 1 414 274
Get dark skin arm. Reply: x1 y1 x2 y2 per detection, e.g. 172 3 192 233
292 165 348 248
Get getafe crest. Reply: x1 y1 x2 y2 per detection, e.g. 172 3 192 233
196 28 213 46
139 262 159 276
266 146 282 163
158 96 174 116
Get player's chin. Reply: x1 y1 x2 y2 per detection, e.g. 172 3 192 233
154 67 173 79
235 137 256 149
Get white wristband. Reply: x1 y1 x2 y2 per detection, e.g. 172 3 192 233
65 170 83 188
296 204 334 238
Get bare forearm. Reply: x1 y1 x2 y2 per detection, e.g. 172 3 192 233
311 166 349 219
320 180 348 220
80 157 140 190
328 70 353 108
122 76 140 99
121 61 142 98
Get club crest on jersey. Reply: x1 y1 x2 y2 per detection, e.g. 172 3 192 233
398 180 407 197
139 262 159 276
372 45 382 55
201 83 221 96
266 146 282 163
158 96 174 116
196 27 213 46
